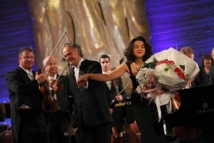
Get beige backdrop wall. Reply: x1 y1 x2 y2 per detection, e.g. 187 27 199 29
27 0 150 95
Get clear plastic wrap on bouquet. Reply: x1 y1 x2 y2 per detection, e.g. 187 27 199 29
136 48 199 93
136 48 200 122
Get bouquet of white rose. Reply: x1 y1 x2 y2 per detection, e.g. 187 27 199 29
136 48 199 121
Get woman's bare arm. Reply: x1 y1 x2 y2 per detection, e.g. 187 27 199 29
77 63 128 86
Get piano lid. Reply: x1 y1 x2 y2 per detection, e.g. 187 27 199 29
166 85 214 128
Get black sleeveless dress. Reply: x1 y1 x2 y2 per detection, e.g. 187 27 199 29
126 62 167 143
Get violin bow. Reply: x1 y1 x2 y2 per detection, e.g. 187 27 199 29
55 62 69 85
118 81 131 95
112 79 120 95
113 80 131 96
43 31 67 71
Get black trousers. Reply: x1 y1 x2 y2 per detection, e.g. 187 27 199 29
46 110 70 143
75 123 112 143
18 109 49 143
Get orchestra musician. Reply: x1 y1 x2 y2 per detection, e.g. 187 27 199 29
6 47 49 143
180 46 197 88
99 54 135 143
43 56 73 143
99 54 127 109
194 54 214 87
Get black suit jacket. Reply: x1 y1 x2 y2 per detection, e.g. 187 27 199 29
195 65 214 87
68 59 113 130
6 67 44 143
104 77 127 105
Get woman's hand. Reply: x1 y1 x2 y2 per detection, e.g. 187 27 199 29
77 74 88 87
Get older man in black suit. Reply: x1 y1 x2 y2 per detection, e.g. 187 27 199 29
6 47 49 143
43 56 74 143
62 42 113 143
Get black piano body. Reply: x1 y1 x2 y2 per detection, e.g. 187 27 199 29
166 85 214 128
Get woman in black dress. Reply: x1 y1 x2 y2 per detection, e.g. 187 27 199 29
77 36 167 143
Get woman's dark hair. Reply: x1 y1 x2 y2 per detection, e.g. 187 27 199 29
201 54 213 67
124 36 153 62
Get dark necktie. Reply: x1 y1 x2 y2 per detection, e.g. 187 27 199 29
72 67 76 81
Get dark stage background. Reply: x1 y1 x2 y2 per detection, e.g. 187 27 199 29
0 0 214 105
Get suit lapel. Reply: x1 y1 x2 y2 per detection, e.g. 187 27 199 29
79 60 89 76
17 67 31 81
79 69 84 76
33 71 36 79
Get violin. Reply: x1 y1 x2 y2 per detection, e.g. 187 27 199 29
50 62 69 93
40 63 69 112
38 69 59 112
39 32 66 112
50 80 63 92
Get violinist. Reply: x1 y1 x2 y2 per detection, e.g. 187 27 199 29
99 54 127 109
99 54 136 143
43 56 74 143
6 47 49 143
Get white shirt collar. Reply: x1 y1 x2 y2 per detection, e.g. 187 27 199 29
48 74 57 81
73 58 84 70
20 66 34 80
19 65 32 74
76 58 84 68
73 58 84 81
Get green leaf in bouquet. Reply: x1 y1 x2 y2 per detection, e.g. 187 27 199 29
142 58 158 69
179 65 185 71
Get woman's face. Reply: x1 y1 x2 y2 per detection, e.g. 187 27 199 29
203 58 212 68
133 40 145 58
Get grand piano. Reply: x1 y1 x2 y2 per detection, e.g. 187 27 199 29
166 85 214 128
165 85 214 142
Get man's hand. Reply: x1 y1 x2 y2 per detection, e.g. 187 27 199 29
51 82 58 92
115 95 123 102
35 72 48 84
